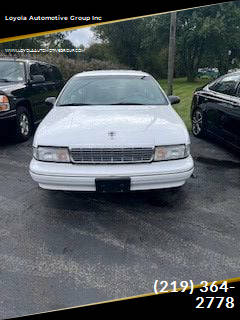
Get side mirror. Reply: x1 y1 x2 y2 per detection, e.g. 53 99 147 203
30 75 45 84
45 97 56 107
168 95 180 105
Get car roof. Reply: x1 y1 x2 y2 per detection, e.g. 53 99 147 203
0 57 56 67
216 71 240 80
226 71 240 77
74 70 151 77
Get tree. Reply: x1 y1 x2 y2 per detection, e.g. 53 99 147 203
177 9 213 81
92 15 170 78
84 43 115 62
92 19 145 69
176 2 240 80
91 2 240 81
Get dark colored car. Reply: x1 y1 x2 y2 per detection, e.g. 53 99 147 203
0 58 64 141
191 72 240 151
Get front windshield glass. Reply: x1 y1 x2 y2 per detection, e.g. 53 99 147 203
57 75 168 106
0 60 25 82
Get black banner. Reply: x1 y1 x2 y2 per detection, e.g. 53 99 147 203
0 0 232 40
19 279 240 318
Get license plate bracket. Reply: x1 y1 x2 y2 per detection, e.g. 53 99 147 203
95 177 131 193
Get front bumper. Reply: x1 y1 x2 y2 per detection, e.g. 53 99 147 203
0 111 16 136
29 156 194 191
0 109 16 120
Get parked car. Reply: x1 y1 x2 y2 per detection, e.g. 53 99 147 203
0 58 64 141
197 68 219 79
191 71 240 151
29 70 194 193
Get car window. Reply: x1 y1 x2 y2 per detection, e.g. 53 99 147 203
0 60 25 82
235 84 240 97
39 64 53 81
38 64 62 82
30 63 43 78
51 66 63 81
57 75 168 106
209 74 240 95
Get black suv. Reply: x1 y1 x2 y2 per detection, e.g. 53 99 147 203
0 58 64 141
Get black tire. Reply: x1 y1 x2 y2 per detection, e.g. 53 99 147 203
191 108 206 138
15 106 33 142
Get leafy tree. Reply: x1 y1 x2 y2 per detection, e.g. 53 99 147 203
177 2 240 80
93 19 145 69
83 43 116 62
92 2 240 81
92 15 170 78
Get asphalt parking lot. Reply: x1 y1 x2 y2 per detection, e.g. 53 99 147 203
0 134 240 318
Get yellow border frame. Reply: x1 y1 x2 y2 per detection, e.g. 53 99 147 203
0 2 223 43
22 276 240 316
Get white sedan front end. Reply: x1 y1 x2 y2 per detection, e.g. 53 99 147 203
29 70 194 192
30 153 193 191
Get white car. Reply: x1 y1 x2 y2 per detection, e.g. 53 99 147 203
29 70 194 192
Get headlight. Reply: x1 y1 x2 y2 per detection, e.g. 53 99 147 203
0 95 10 112
154 144 190 161
34 146 70 163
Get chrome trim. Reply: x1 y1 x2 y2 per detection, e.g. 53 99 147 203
70 147 155 164
198 90 240 106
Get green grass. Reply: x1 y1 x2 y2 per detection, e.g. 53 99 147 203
158 77 209 130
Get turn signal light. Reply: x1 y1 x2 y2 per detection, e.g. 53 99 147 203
0 95 10 112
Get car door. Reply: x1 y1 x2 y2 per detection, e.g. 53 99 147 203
38 63 58 117
231 83 240 148
50 65 64 96
25 62 49 122
205 74 240 146
38 64 64 116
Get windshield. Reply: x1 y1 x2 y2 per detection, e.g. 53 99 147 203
0 60 25 82
57 75 168 106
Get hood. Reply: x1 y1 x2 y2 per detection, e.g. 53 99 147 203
0 82 25 94
34 105 190 148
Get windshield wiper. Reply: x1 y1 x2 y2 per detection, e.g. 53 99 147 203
58 103 93 106
0 78 12 82
109 102 145 105
58 102 145 106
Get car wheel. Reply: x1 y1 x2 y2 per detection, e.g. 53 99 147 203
192 108 206 138
15 106 33 142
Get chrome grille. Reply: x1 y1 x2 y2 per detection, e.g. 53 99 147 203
70 147 154 163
